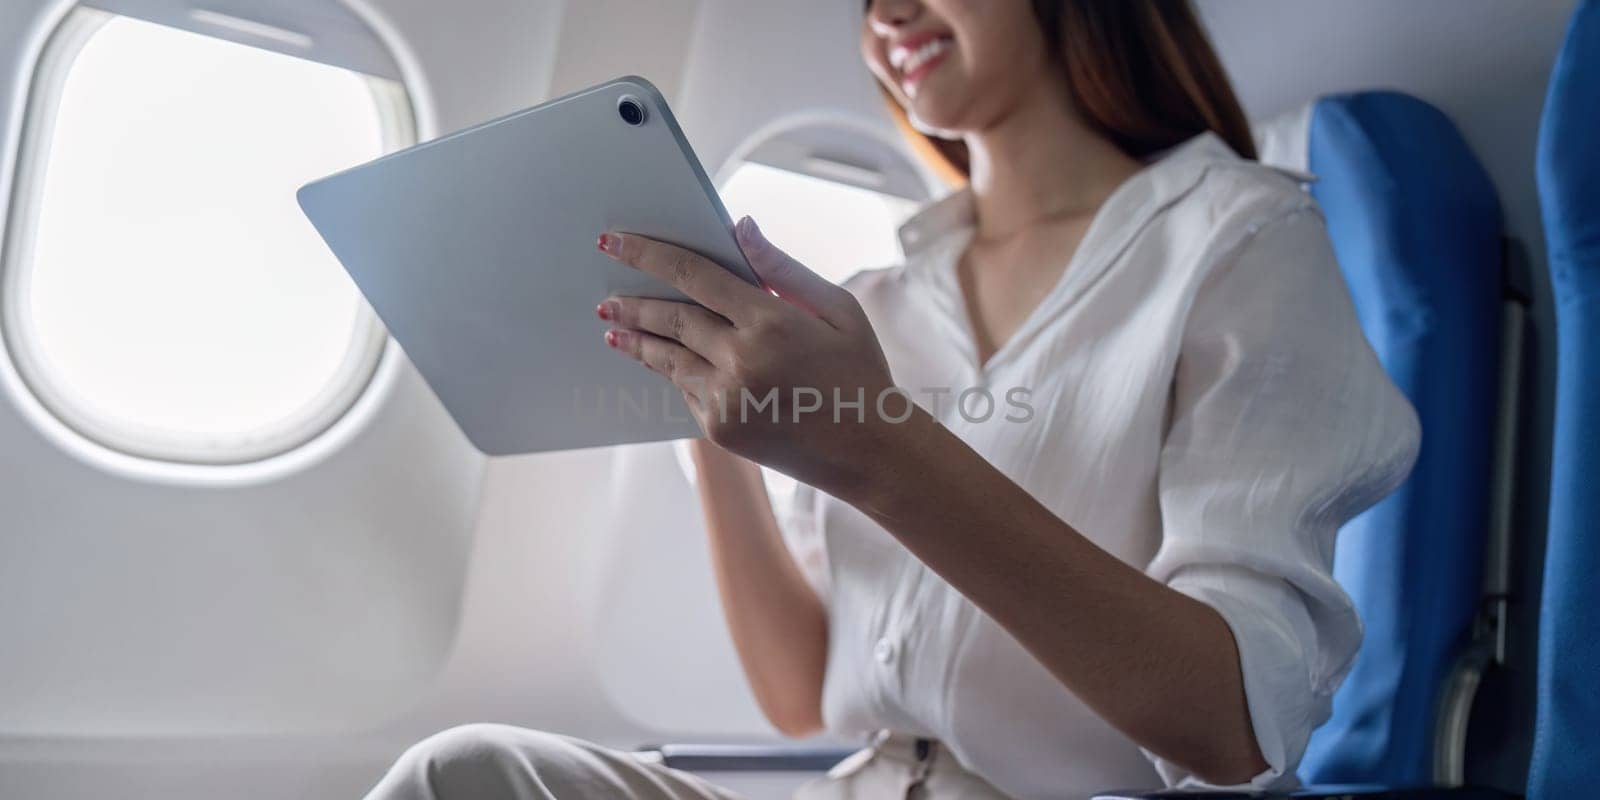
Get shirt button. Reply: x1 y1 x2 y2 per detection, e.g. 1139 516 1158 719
873 637 897 665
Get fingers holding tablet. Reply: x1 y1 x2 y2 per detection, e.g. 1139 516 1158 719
592 214 904 497
597 296 733 366
603 329 714 399
732 216 861 329
597 231 770 327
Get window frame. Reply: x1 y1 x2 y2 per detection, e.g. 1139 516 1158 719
0 7 415 466
714 116 935 287
715 114 937 206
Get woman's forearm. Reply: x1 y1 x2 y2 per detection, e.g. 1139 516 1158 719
690 440 829 737
846 411 1268 784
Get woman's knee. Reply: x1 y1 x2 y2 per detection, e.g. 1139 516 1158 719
372 724 570 800
410 723 550 764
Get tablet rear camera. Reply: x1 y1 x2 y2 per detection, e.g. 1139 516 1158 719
618 96 646 126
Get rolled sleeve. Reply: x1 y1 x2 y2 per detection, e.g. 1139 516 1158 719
1142 208 1421 788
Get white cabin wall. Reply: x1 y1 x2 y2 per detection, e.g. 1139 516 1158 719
0 0 669 795
675 0 903 177
544 0 701 100
0 0 500 740
352 0 562 137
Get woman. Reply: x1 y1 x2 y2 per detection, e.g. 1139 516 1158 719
367 0 1420 798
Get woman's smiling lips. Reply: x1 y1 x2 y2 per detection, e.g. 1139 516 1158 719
889 32 954 93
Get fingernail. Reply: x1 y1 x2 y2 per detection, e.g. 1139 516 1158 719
735 216 759 244
596 301 616 321
597 233 617 254
604 329 620 348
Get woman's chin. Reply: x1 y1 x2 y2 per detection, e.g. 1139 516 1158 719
903 79 978 139
906 104 969 141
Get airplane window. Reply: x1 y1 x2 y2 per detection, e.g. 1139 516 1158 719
1 11 413 465
718 161 919 285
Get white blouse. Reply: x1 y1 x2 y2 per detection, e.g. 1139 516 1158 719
767 132 1421 798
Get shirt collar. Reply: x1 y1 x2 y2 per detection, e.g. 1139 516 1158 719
896 187 975 257
893 131 1292 259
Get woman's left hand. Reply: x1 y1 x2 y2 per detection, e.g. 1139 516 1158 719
596 216 908 501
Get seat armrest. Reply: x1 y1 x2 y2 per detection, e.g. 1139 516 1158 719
635 744 857 772
1092 786 1519 800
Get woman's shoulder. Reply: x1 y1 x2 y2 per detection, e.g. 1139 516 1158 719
1149 133 1324 243
1142 144 1355 324
1187 155 1324 237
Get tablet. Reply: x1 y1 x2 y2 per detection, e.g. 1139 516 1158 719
298 76 757 455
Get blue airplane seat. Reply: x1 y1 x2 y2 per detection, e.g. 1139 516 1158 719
1530 1 1600 797
1292 92 1504 787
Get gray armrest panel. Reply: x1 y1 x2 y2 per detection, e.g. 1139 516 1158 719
637 744 857 773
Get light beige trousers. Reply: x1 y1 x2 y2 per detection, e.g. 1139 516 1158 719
364 725 1012 800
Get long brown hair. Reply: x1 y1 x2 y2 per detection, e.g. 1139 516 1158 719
875 0 1256 185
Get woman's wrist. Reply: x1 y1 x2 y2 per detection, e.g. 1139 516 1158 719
689 437 763 488
834 408 949 517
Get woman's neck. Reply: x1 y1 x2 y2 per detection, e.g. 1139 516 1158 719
962 73 1143 242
